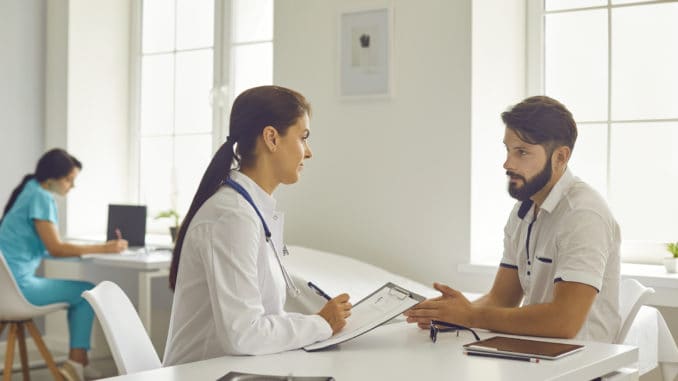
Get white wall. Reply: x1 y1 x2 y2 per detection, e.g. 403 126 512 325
41 0 147 352
65 0 131 236
0 0 46 209
45 0 131 237
470 0 526 265
274 0 472 285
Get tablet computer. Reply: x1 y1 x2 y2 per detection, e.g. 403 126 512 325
463 336 585 360
218 372 334 381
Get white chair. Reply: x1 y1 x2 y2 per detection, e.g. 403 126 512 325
0 251 66 381
615 278 655 344
81 281 161 375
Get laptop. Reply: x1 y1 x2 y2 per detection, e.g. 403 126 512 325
106 204 147 249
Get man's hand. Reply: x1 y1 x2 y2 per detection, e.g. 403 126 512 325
404 282 473 328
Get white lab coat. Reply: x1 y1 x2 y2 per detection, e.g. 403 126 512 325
163 171 331 366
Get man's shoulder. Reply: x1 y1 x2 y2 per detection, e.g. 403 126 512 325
561 178 610 213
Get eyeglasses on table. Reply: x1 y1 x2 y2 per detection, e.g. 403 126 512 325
429 320 480 343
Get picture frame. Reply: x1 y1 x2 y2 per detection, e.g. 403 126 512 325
338 6 393 99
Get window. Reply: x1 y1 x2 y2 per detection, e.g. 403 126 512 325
475 0 678 264
472 0 678 264
541 0 678 250
133 0 273 233
230 0 274 97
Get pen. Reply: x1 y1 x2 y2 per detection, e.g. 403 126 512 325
464 350 540 363
307 281 332 301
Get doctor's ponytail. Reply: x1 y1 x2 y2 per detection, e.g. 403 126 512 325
169 85 311 290
169 140 235 289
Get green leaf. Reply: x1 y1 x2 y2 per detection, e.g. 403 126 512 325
666 242 678 258
154 209 180 227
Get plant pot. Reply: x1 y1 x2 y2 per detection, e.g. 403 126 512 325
663 257 678 273
169 227 178 243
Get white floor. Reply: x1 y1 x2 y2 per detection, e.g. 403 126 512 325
1 347 118 381
1 307 170 381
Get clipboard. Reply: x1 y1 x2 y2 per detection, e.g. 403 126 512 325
303 282 424 351
463 336 585 360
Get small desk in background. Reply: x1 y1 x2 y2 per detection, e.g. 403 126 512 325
43 235 173 356
99 321 638 381
81 250 171 332
67 234 173 333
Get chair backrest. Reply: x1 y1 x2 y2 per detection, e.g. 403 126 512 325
0 251 66 320
82 281 161 374
615 278 655 344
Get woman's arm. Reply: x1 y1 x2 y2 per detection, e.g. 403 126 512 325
34 219 127 257
201 214 332 355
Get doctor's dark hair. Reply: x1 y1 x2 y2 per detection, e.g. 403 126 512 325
169 85 312 290
501 95 577 153
1 148 82 224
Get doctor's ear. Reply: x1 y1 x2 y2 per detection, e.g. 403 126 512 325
262 126 279 152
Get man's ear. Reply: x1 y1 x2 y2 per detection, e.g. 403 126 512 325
553 146 571 168
262 126 278 152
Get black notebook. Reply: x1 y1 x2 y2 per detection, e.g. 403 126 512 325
218 372 334 381
463 336 585 360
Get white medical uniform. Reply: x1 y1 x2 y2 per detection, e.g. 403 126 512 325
163 171 331 366
501 168 621 343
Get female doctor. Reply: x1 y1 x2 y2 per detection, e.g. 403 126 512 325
163 85 352 366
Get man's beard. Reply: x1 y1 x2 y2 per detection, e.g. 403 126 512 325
507 157 552 201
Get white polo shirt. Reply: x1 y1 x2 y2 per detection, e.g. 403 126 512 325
500 168 621 342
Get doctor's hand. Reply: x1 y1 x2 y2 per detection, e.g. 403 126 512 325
103 239 128 253
318 293 352 334
403 282 473 329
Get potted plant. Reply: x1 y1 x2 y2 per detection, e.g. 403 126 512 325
155 209 180 243
664 242 678 273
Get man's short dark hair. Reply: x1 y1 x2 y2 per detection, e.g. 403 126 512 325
501 96 577 152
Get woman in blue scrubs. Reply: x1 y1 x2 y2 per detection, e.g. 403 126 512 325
0 148 128 381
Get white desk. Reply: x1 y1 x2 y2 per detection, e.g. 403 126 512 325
99 321 637 381
44 250 171 335
83 251 171 332
285 246 678 378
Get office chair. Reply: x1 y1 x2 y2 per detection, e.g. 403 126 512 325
0 252 66 381
81 281 161 375
615 278 655 344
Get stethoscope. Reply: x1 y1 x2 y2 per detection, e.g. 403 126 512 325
223 177 301 297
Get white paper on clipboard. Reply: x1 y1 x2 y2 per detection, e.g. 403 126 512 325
303 282 424 351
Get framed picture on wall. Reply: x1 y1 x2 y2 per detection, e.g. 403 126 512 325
338 6 393 98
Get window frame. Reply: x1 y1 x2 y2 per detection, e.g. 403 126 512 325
128 0 274 234
526 0 678 262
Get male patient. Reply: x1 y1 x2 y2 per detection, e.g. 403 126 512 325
406 96 621 342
